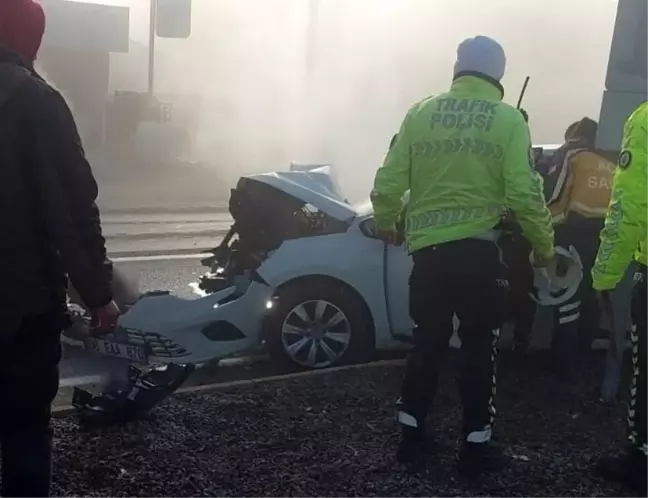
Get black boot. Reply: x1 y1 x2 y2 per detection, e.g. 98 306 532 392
396 426 434 465
458 441 506 477
594 448 647 495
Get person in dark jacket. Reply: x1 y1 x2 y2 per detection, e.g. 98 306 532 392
0 1 120 496
498 212 537 352
498 144 556 354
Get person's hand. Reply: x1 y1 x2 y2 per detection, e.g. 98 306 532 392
91 300 121 335
531 250 555 268
376 227 400 245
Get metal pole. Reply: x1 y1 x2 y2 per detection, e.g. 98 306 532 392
147 0 157 99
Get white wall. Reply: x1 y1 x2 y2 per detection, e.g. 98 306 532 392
40 0 130 53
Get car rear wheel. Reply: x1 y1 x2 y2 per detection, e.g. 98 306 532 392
265 280 373 370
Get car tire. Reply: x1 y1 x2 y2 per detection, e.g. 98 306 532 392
265 280 374 370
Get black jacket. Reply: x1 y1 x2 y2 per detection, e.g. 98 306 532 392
0 48 112 332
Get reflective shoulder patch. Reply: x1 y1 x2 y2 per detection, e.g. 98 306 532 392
618 150 632 170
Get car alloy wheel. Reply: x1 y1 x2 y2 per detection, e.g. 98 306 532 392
280 299 352 368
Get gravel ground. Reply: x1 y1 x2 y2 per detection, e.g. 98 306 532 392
51 351 636 497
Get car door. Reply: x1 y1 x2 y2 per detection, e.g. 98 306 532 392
384 239 461 345
358 216 414 338
360 215 461 345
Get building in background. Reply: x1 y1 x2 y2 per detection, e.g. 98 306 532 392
38 0 130 158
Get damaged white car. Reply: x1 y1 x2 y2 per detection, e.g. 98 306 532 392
74 147 591 376
99 163 416 370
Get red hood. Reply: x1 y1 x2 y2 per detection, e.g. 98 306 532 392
0 0 45 61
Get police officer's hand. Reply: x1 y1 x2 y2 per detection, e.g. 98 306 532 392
531 250 555 268
91 300 121 336
376 228 401 245
519 108 529 123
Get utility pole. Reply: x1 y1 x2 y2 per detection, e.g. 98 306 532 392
147 0 157 99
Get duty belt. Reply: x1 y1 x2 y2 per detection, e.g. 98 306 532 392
467 229 505 264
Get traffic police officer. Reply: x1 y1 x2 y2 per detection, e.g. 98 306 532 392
592 100 647 494
370 35 555 474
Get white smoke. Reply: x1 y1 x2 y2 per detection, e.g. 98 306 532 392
110 0 617 203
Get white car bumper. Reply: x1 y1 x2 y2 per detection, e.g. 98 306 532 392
112 281 274 365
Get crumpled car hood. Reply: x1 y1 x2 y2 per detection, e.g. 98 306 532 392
244 164 358 223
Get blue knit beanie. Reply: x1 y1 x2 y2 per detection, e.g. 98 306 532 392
453 35 506 81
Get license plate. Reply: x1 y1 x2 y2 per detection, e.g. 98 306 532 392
84 338 147 363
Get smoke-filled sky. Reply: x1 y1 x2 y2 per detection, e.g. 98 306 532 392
77 0 618 201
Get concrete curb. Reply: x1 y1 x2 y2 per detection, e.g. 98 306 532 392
52 358 406 418
180 358 406 394
110 250 212 261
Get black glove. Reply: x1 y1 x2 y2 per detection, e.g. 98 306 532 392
519 108 529 123
555 254 570 277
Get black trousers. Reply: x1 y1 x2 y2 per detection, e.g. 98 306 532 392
629 264 647 456
551 216 604 362
499 232 536 348
0 312 62 497
399 239 508 441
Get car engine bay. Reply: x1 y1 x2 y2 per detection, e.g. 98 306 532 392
197 177 350 294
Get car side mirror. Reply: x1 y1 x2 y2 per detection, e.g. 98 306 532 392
360 218 377 238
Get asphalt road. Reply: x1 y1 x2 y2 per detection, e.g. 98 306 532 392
103 212 231 257
113 254 206 298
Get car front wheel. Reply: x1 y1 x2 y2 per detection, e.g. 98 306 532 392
264 280 373 370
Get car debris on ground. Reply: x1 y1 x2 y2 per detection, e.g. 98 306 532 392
51 351 636 497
